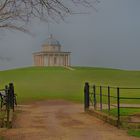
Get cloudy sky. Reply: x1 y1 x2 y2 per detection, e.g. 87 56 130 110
0 0 140 70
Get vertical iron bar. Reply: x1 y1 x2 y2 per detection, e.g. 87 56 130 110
100 86 102 111
84 82 89 111
117 87 120 127
5 85 10 128
93 85 96 110
108 86 110 111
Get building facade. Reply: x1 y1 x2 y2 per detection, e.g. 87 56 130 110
33 35 71 67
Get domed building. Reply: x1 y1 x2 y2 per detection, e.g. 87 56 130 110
33 35 71 67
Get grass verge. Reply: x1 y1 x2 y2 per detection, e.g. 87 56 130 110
103 108 140 117
127 129 140 137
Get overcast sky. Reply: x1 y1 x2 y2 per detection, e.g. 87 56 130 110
0 0 140 70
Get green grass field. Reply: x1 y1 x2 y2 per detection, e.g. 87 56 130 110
0 66 140 137
0 66 140 104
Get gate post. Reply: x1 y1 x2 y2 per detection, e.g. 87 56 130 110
84 82 89 111
9 83 14 112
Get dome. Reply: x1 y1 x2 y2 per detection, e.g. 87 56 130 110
45 34 61 46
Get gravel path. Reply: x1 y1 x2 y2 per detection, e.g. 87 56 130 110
1 100 139 140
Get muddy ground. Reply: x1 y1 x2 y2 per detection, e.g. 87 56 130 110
0 100 139 140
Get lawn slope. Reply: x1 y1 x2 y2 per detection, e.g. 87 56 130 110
0 66 140 103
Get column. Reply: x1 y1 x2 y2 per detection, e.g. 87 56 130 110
50 54 52 66
66 54 68 67
63 54 65 66
41 55 43 66
36 56 38 66
37 55 39 66
34 55 36 66
39 56 41 66
48 54 50 66
65 55 67 66
59 54 61 66
38 56 40 66
67 55 69 66
53 54 55 66
42 55 44 66
68 54 71 66
40 55 42 66
67 55 70 66
66 55 68 66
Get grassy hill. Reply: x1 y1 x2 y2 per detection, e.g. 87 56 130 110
0 66 140 103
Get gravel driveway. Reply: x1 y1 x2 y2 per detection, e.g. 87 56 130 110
1 100 139 140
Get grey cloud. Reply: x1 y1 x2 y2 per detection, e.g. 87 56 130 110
0 56 12 62
0 0 140 70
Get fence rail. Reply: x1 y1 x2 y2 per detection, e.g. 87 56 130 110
84 82 140 127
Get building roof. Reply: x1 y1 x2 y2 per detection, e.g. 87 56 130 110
45 34 61 46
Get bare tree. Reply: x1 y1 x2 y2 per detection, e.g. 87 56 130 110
0 0 99 32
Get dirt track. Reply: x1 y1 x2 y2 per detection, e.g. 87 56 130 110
1 100 139 140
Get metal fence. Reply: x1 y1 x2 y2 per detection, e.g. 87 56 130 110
0 83 17 127
84 82 140 126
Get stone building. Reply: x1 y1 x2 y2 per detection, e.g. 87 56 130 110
33 35 71 67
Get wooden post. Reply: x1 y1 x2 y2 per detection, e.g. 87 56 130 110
84 82 89 111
